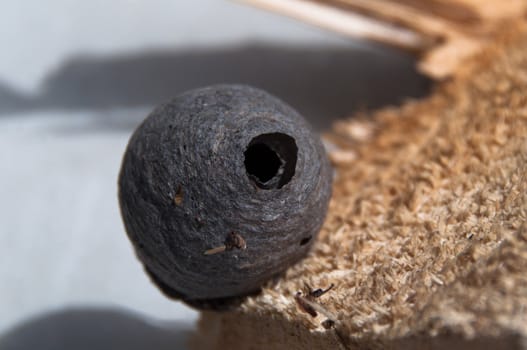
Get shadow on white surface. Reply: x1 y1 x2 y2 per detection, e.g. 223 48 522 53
0 43 430 131
0 307 193 350
0 1 433 344
0 40 430 345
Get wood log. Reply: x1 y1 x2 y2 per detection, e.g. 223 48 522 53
191 18 527 350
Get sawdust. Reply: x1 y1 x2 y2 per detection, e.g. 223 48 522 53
192 22 527 349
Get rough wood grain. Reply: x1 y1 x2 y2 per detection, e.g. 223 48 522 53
192 21 527 350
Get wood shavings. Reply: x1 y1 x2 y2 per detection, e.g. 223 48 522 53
193 19 527 350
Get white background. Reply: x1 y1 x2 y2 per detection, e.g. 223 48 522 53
0 1 427 349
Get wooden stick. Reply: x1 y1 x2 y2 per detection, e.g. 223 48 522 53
237 0 527 79
236 0 429 51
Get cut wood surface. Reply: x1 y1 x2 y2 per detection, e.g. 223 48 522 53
192 20 527 350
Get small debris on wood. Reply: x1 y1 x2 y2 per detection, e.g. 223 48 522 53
294 283 337 329
295 292 318 317
321 319 335 329
309 283 335 298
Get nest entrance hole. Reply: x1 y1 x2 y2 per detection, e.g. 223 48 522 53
244 133 298 190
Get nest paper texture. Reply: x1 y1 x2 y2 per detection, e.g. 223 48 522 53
193 22 527 350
